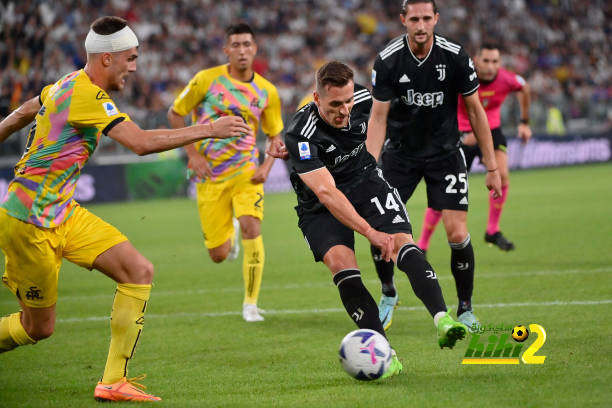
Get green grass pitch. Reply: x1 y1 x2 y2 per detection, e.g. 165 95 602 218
1 163 611 407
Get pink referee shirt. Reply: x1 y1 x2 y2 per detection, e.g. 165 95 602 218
457 67 525 132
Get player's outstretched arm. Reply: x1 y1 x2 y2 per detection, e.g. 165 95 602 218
516 82 532 143
107 117 252 156
167 108 213 178
0 96 41 144
463 92 501 198
299 167 394 261
366 99 390 161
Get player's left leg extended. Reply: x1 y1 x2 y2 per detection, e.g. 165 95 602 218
233 171 265 322
62 207 159 401
485 149 514 250
441 210 479 331
391 234 467 349
91 241 159 402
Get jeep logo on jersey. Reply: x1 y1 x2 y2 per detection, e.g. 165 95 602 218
436 64 446 81
401 89 444 108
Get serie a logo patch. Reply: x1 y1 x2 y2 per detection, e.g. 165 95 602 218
298 142 311 160
103 102 119 116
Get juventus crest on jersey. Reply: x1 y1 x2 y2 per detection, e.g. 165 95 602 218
285 84 377 210
372 34 479 160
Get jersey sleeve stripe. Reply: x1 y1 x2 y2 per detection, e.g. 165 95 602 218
300 112 316 136
304 120 318 139
435 40 460 55
297 166 325 176
102 117 126 136
353 89 369 98
380 38 403 54
354 95 372 105
380 40 405 60
462 84 480 96
435 36 461 51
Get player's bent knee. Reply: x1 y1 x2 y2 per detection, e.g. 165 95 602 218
141 259 155 282
26 323 55 341
448 231 469 244
209 253 227 263
208 247 229 263
208 240 232 263
126 258 154 284
239 217 261 239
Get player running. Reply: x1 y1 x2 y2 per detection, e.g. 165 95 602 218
269 62 468 378
367 0 501 332
0 16 251 402
417 42 532 253
168 23 284 322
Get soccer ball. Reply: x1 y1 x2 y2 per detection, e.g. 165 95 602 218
511 325 529 342
338 329 392 381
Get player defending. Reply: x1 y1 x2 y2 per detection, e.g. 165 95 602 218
168 23 283 322
269 62 468 376
417 42 532 253
367 0 502 332
0 16 251 402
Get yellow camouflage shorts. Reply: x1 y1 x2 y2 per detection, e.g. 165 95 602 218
196 169 264 249
0 205 127 308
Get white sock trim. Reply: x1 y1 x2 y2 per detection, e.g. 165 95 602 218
433 310 447 327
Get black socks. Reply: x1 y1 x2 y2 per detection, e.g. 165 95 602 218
333 269 386 337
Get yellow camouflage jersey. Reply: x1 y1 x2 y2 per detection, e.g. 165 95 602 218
172 64 283 182
0 69 130 228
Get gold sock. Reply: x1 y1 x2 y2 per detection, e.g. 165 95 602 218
0 312 36 353
242 236 264 305
101 283 151 384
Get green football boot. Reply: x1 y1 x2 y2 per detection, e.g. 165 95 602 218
437 310 468 349
381 349 403 379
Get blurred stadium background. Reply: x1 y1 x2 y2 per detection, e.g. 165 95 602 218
0 1 610 175
1 2 611 406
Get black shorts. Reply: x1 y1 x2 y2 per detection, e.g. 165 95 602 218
380 148 469 212
296 168 412 262
461 127 507 170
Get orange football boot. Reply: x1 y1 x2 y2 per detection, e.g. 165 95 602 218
94 375 161 402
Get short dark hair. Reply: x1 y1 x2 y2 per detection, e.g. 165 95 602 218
479 42 503 53
91 16 127 35
225 23 255 40
401 0 438 15
316 61 354 93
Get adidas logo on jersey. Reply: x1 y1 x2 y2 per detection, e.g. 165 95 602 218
399 74 411 83
392 215 405 224
325 145 336 153
459 196 468 205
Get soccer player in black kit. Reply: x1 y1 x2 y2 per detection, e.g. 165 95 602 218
366 0 502 333
268 62 468 378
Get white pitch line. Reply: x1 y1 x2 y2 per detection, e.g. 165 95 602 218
1 266 610 306
55 299 612 324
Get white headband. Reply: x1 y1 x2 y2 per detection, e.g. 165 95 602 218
84 25 139 53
